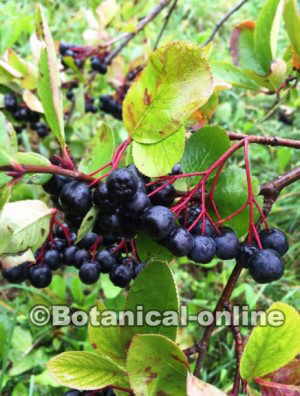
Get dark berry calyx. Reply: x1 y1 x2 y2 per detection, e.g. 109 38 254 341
106 168 139 200
237 243 258 268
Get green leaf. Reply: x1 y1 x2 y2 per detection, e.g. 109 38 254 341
79 123 115 174
187 373 226 395
284 0 300 55
0 200 52 254
127 334 188 396
277 147 292 173
11 326 33 353
0 113 17 154
136 232 173 262
211 165 261 237
121 261 179 348
230 21 265 75
88 301 127 368
75 207 99 244
7 50 38 90
240 302 300 381
47 351 128 390
132 127 185 177
36 5 65 146
211 62 261 90
181 126 230 186
254 0 284 74
123 41 213 144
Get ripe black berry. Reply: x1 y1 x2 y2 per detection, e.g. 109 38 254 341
237 243 258 268
79 262 100 284
95 213 121 235
93 182 115 213
44 249 62 270
149 184 176 206
13 107 30 121
64 246 78 266
259 228 289 256
124 191 151 215
4 93 18 112
2 262 29 283
74 249 91 269
142 205 176 240
188 235 216 263
33 122 49 138
96 249 118 273
51 238 67 252
59 181 92 216
43 175 72 196
248 249 284 283
106 168 139 200
170 163 182 175
91 56 107 74
215 227 240 260
162 227 194 257
29 265 52 288
109 264 133 287
77 232 98 249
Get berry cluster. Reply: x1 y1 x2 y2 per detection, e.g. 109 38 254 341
0 158 289 289
3 93 49 138
64 388 115 396
59 42 108 74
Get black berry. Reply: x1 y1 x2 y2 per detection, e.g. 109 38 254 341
237 243 258 268
44 249 62 270
4 93 18 112
64 246 78 266
248 249 284 283
77 232 98 249
106 168 139 200
93 182 115 213
142 205 176 240
215 227 240 260
74 249 91 269
124 191 151 215
43 175 72 196
29 265 52 288
259 228 289 256
59 181 92 216
2 262 29 283
79 262 100 284
96 249 118 273
91 56 107 74
110 264 133 287
162 227 194 257
149 184 176 206
188 235 216 263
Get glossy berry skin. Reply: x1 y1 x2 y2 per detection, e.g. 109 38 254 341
171 163 182 175
4 93 18 112
91 56 107 74
2 262 29 283
51 238 67 252
96 249 118 273
43 175 71 196
29 265 52 288
142 205 176 240
149 184 176 207
59 42 73 56
248 249 284 284
95 213 121 236
59 181 92 216
44 249 62 270
64 246 78 266
110 264 133 287
259 228 289 256
124 191 151 215
74 249 91 269
237 244 258 268
33 122 49 138
107 168 139 200
99 95 122 120
162 227 194 257
77 232 98 249
79 262 100 284
93 182 115 213
215 227 240 260
188 236 216 263
13 107 30 121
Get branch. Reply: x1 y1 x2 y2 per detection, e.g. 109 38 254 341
228 131 300 149
153 0 178 50
105 0 171 65
259 166 300 217
203 0 249 46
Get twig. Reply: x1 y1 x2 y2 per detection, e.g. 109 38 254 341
259 166 300 218
153 0 178 50
228 131 300 149
185 261 244 375
105 0 171 65
203 0 249 46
